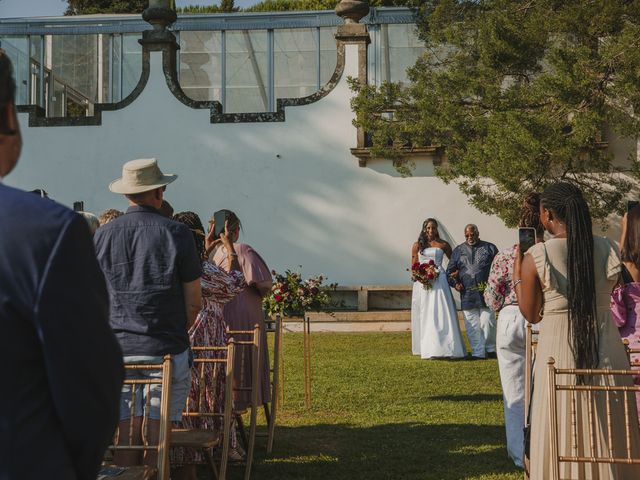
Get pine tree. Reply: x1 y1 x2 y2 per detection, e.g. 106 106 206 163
351 0 640 226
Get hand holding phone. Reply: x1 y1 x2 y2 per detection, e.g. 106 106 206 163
518 227 536 254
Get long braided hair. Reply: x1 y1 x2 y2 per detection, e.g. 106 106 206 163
417 218 439 251
173 211 205 259
541 183 598 376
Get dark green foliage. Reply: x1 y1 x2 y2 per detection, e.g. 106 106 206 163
351 0 640 226
64 0 149 15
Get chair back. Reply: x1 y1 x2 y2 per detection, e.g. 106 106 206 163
110 355 173 480
623 339 640 368
182 341 235 479
547 357 640 480
226 324 261 480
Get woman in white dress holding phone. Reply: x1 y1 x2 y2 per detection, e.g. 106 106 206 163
411 219 467 359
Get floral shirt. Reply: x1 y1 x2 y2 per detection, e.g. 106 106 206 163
484 245 518 312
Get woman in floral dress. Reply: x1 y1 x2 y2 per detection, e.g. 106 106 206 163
172 212 246 480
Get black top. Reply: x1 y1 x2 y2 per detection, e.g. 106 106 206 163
0 183 123 480
94 205 202 356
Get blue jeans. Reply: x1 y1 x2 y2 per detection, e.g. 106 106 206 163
120 348 191 422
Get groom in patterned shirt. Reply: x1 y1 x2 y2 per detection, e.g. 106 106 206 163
446 224 498 359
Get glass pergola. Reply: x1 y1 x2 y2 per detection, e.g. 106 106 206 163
0 8 423 118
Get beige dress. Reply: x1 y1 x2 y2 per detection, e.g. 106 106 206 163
528 236 640 479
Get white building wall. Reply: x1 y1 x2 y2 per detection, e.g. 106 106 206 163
8 42 517 285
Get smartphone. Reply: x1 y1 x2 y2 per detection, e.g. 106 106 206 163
73 201 84 212
628 200 639 213
518 227 537 253
213 209 229 239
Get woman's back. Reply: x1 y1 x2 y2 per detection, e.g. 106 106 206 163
528 235 640 479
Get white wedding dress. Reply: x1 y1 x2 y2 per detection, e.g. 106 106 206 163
411 247 467 359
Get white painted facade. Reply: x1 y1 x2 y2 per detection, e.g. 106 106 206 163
7 31 631 286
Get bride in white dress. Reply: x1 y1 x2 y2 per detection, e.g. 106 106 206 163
411 219 467 359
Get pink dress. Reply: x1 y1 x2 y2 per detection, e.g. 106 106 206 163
213 243 272 410
611 280 640 419
172 261 245 465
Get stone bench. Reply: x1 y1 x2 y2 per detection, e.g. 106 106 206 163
329 284 413 312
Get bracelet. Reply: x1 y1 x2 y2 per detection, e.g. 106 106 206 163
513 279 522 288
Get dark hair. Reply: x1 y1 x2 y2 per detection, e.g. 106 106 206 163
417 218 439 251
519 192 544 238
99 208 124 226
0 49 17 135
159 200 174 218
541 182 597 378
173 211 205 259
622 205 640 270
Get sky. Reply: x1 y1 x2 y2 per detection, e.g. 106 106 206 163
0 0 259 19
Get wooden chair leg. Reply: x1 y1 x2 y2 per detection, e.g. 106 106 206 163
204 448 219 480
236 413 248 449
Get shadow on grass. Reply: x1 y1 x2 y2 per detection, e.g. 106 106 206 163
222 423 519 480
429 394 503 402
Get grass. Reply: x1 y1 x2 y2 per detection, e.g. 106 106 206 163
216 332 522 480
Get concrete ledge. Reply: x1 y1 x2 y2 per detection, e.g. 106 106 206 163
280 310 467 333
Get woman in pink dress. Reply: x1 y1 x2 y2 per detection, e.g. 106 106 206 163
611 205 640 419
211 210 273 412
171 212 246 480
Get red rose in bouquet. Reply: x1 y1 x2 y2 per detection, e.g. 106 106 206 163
410 261 441 290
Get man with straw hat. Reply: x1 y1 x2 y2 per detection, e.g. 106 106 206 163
95 158 202 468
0 50 124 480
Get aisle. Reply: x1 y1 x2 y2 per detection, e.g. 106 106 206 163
214 332 521 480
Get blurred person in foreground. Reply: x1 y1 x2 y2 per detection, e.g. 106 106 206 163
514 182 640 479
484 193 543 469
611 204 640 421
0 49 124 480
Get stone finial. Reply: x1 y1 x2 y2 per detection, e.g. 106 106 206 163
143 0 177 32
335 0 370 24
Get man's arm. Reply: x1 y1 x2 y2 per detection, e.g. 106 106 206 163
182 278 202 329
35 214 124 480
446 248 461 288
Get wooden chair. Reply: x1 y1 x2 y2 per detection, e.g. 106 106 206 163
623 339 640 368
171 341 235 480
265 313 283 453
226 324 261 480
104 355 173 480
524 323 539 480
547 357 640 480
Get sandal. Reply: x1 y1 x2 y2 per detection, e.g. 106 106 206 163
228 446 246 463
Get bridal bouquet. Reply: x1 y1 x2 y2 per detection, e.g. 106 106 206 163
410 260 440 290
263 268 337 317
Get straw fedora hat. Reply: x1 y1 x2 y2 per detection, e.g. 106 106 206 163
109 158 177 194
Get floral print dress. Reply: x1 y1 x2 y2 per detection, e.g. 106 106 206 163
172 261 245 465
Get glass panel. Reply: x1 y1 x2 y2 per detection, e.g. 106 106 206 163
122 33 142 100
30 35 43 107
112 34 122 102
225 29 268 113
50 34 98 115
179 30 222 102
0 36 30 105
383 23 425 84
274 28 317 99
319 27 337 87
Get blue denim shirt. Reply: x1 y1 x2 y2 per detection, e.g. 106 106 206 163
95 205 202 356
446 240 498 309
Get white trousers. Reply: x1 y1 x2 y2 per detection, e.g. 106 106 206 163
496 305 526 468
462 307 496 357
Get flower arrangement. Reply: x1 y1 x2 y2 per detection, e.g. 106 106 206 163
410 260 440 290
263 268 337 317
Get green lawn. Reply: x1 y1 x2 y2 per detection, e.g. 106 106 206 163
225 332 522 480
